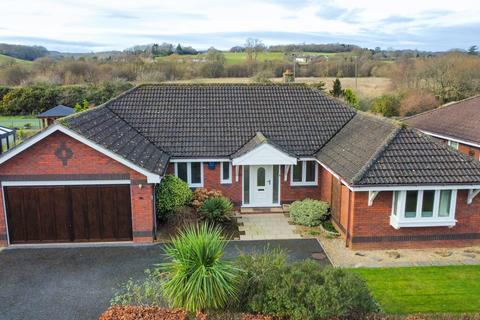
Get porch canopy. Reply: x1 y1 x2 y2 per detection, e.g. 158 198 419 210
231 132 297 166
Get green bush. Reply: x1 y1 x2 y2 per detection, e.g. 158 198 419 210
160 224 238 313
199 196 233 223
235 251 377 320
289 198 329 227
155 175 192 218
371 94 401 117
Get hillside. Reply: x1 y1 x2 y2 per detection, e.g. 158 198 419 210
0 54 32 65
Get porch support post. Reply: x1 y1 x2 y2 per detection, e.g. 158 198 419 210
467 189 480 204
368 191 379 206
284 165 290 181
235 165 240 182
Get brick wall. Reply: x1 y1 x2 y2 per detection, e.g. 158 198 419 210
166 162 322 206
436 137 480 161
0 131 155 246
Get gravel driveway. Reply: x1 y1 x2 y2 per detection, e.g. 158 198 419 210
0 239 329 320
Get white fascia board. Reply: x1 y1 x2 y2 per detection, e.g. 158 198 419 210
313 158 354 191
232 143 297 166
420 130 480 148
0 124 161 184
170 158 230 163
351 185 480 192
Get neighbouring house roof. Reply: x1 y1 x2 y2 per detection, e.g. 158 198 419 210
37 105 75 118
14 83 480 187
404 95 480 146
60 106 169 175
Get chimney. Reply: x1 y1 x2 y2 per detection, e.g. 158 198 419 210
283 69 294 83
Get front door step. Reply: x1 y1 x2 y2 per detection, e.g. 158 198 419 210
240 207 284 214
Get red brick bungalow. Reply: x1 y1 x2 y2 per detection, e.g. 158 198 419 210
1 84 480 249
405 95 480 160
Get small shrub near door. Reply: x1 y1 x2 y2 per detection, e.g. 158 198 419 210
155 175 193 219
199 196 233 223
289 198 329 227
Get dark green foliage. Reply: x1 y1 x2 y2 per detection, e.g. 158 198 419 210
160 224 238 312
371 94 401 117
330 78 343 97
199 196 233 223
0 82 133 115
155 175 192 218
235 250 377 320
0 43 49 61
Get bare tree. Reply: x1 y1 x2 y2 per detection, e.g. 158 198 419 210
244 38 266 61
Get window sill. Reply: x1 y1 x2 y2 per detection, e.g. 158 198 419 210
189 184 203 188
220 180 232 184
390 215 456 229
290 182 318 187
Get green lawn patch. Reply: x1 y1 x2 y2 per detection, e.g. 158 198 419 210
351 265 480 314
0 54 32 66
0 116 41 129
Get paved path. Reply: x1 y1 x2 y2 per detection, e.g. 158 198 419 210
238 213 301 240
0 239 329 320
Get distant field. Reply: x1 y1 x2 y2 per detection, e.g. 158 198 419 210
167 77 390 98
157 51 338 65
0 116 41 129
0 54 32 66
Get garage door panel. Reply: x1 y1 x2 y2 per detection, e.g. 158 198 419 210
116 187 133 240
5 185 133 244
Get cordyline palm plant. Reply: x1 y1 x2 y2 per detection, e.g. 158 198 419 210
159 223 239 313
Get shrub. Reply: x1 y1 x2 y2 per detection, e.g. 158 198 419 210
192 187 223 210
199 196 233 223
371 94 401 117
160 224 238 313
343 88 359 108
99 306 187 320
110 268 165 306
235 251 377 320
155 175 192 218
289 198 329 227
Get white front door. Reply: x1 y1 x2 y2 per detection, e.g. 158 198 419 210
250 165 273 206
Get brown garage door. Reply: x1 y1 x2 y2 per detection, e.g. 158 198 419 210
4 185 132 244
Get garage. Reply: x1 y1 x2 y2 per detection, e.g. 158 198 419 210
4 184 132 244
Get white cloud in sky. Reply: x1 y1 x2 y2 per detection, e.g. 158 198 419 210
0 0 479 51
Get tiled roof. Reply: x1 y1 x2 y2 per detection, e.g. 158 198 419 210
232 132 295 159
61 106 170 175
37 105 75 118
356 128 480 186
98 84 356 157
317 113 400 184
404 95 480 145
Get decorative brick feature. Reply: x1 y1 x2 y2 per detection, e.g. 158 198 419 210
0 131 155 246
54 141 73 166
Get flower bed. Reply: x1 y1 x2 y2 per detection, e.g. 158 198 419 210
99 306 187 320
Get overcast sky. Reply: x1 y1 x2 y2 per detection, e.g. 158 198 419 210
0 0 479 52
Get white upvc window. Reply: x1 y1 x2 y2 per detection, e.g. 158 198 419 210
175 162 203 187
290 160 318 186
447 140 459 150
220 162 232 184
390 190 457 228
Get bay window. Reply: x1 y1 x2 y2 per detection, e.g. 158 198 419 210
390 189 457 228
175 162 203 187
291 160 318 186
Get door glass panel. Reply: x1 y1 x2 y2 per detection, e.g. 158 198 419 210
243 166 250 204
305 161 316 182
421 190 435 217
405 191 418 218
292 164 302 182
177 163 188 182
191 162 201 184
273 165 279 203
439 190 452 217
257 167 265 187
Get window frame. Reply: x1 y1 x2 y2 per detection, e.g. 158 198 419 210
447 140 459 150
290 161 318 186
220 162 232 184
390 189 457 228
174 162 203 188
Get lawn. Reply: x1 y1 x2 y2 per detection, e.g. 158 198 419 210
0 115 41 129
351 265 480 314
0 54 32 66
